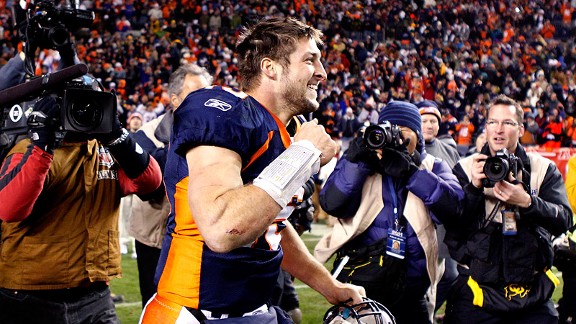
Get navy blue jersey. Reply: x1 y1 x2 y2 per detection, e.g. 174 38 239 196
156 86 299 314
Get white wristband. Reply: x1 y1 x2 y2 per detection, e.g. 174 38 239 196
253 140 321 207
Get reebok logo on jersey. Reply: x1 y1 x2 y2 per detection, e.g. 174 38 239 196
204 98 232 111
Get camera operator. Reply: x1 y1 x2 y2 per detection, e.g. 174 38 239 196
444 94 573 323
315 101 464 323
0 84 162 322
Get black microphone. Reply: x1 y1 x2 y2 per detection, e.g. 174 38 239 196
0 63 88 107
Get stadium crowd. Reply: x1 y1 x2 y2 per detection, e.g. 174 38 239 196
1 0 576 148
0 0 574 151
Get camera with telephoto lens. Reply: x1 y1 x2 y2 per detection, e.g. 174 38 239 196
362 121 403 149
482 148 519 188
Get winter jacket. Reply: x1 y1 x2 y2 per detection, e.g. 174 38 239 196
447 144 572 285
319 152 464 282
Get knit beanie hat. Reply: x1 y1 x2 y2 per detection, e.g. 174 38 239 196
378 100 424 153
415 100 442 123
378 101 422 137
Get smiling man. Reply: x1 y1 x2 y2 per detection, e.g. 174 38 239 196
140 17 365 324
445 95 573 323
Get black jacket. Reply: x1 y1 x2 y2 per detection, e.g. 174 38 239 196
446 144 572 284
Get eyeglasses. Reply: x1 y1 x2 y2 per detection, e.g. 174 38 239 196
485 119 519 129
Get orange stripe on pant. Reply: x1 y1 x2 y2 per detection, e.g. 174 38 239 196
140 294 201 324
141 295 181 324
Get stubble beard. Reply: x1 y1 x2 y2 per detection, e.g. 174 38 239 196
282 79 319 116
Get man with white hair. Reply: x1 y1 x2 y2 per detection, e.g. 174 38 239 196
128 63 213 308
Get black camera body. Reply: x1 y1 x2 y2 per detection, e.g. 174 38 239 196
2 78 116 136
60 78 116 134
363 121 403 149
25 1 94 51
482 148 519 188
1 1 114 161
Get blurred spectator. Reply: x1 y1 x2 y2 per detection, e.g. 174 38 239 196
2 0 576 157
357 96 379 125
542 109 564 148
338 107 362 156
455 115 475 155
127 112 143 133
466 127 487 156
438 109 458 139
521 113 541 146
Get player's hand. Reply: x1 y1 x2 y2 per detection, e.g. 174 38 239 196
294 119 337 166
324 282 366 306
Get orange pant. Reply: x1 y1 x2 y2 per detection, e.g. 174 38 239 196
140 294 201 324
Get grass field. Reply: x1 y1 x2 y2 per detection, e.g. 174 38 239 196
110 224 564 324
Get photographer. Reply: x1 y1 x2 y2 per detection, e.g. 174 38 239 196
444 95 573 323
0 79 162 323
315 101 464 323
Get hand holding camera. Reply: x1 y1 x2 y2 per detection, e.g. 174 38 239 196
378 143 420 178
482 148 519 188
473 149 531 207
95 108 124 145
345 136 378 165
493 180 532 208
27 96 60 154
470 154 488 189
360 120 420 178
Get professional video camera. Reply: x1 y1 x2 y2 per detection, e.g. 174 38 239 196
362 121 403 150
22 1 94 53
0 1 116 161
482 148 519 188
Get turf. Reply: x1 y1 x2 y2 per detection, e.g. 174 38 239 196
110 225 565 324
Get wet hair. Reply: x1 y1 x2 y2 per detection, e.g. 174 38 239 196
486 94 523 124
236 17 324 92
167 63 213 97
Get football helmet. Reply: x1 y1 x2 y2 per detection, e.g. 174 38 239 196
323 297 396 324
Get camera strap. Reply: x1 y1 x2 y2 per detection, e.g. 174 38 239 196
511 157 530 193
384 176 406 232
481 200 502 229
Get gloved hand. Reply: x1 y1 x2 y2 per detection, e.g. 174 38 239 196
55 42 79 68
345 136 378 166
378 146 420 178
27 96 60 154
96 106 125 146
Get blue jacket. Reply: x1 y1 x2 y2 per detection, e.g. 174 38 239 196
320 153 463 281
